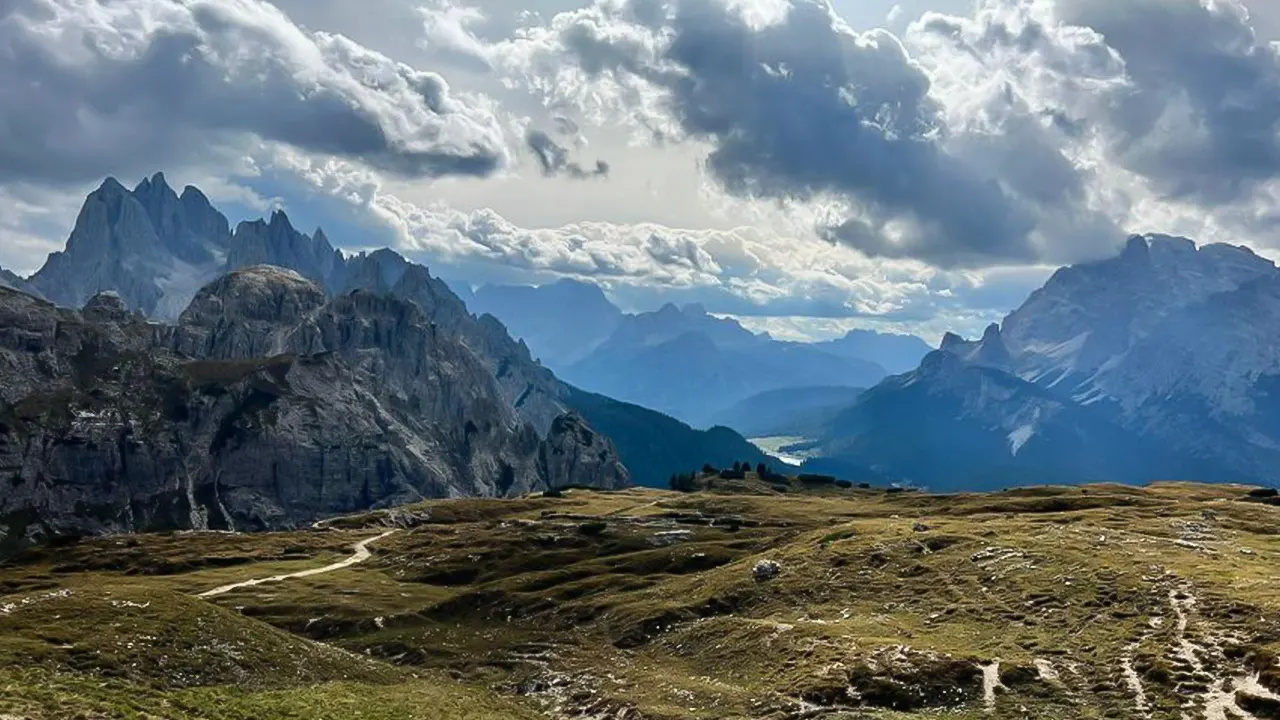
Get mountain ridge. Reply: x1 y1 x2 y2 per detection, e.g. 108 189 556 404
0 270 630 548
7 173 776 501
803 234 1280 489
563 303 889 426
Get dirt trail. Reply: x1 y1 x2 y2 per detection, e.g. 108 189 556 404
1203 674 1280 720
980 661 1006 713
196 530 397 598
1121 640 1152 717
1159 584 1279 720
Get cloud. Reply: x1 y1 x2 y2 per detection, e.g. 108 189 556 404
1051 0 1280 205
911 0 1280 213
525 130 610 179
0 0 512 186
261 149 1032 338
489 0 1120 268
414 0 496 73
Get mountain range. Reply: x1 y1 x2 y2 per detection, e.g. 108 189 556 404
801 234 1280 490
7 172 1280 522
467 279 624 368
464 279 932 429
706 385 868 439
0 176 783 549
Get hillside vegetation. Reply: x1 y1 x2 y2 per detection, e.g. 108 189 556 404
3 477 1280 719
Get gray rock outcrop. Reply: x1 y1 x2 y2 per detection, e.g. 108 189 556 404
0 269 628 551
23 173 574 437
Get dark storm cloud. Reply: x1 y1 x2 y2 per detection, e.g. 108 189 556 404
525 130 610 179
518 0 1101 268
1053 0 1280 204
0 0 509 186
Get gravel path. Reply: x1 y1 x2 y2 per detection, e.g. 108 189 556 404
196 530 397 598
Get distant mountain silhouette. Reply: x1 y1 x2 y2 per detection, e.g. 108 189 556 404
812 329 933 374
562 303 888 427
804 235 1280 489
707 385 867 438
469 279 623 367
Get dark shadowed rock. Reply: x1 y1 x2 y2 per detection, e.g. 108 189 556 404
0 267 628 550
81 292 133 324
540 412 630 489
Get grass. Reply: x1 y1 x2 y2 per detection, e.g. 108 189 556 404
3 479 1280 718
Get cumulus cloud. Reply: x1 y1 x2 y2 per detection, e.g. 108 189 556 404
487 0 1123 268
12 0 1280 338
0 0 512 186
1052 0 1280 205
910 0 1280 215
264 149 1019 333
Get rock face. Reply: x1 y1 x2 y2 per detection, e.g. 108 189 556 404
0 268 32 295
810 234 1280 489
0 270 628 549
538 412 630 490
15 172 774 496
807 350 1191 491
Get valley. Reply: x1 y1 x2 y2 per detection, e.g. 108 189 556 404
4 478 1280 719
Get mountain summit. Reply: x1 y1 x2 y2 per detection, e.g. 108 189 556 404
804 234 1280 488
6 173 774 493
0 269 630 546
26 174 353 320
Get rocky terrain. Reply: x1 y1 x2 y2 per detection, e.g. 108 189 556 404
2 173 768 490
3 477 1279 719
0 268 628 549
0 268 34 295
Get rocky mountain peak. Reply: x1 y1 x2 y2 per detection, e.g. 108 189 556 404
181 265 325 328
71 177 156 254
82 291 132 323
0 267 32 295
132 171 171 197
540 411 630 489
268 209 294 232
132 171 220 266
937 326 1010 369
1119 234 1151 262
227 211 343 289
94 176 129 199
939 332 967 353
1000 233 1279 392
971 323 1012 369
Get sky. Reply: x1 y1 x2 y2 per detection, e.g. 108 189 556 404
3 0 1280 342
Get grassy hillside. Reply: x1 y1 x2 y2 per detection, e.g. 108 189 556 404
4 479 1280 718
